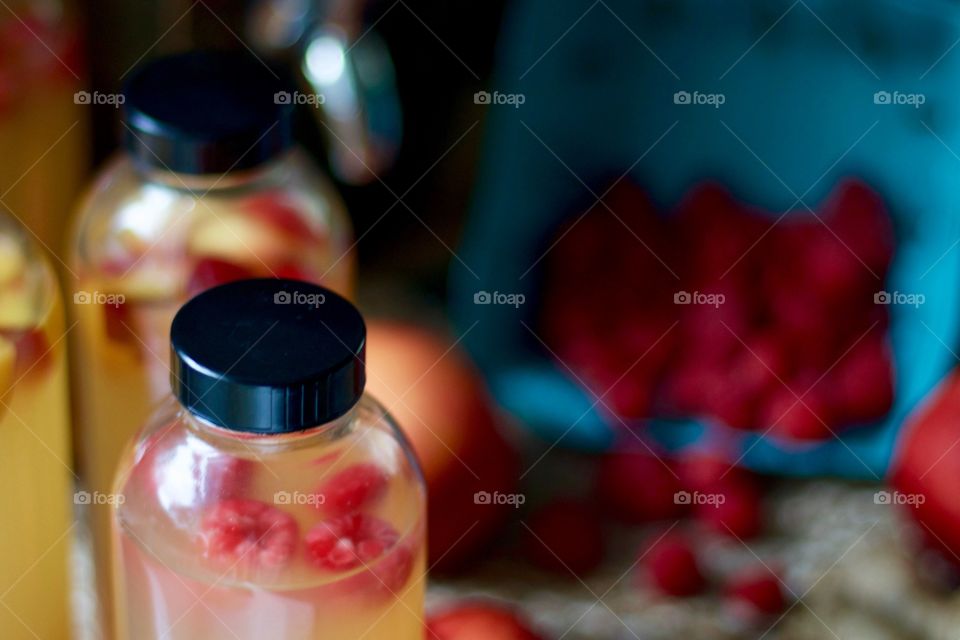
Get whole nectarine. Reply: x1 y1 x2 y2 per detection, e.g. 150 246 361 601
365 319 520 571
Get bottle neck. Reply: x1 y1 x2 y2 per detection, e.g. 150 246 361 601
130 148 297 194
182 402 360 453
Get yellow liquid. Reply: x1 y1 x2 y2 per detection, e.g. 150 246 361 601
115 534 426 640
0 8 87 254
11 81 88 253
72 292 166 637
0 293 73 640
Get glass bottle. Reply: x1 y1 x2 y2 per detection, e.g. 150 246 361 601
68 50 355 636
112 279 426 640
0 212 73 639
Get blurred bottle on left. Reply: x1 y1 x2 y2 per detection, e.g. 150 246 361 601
0 0 87 254
0 212 73 639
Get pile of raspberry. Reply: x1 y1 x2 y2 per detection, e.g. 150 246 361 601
541 178 896 441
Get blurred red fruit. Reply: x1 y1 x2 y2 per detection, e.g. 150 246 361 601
102 301 138 347
642 532 707 597
551 209 609 268
273 262 311 281
794 221 870 306
676 182 770 282
675 285 753 364
811 237 870 305
662 359 757 429
828 335 894 424
365 320 520 572
602 181 677 276
762 385 833 442
615 316 677 371
2 328 52 378
892 372 960 566
315 463 388 517
824 179 895 276
768 290 835 367
427 602 545 640
659 361 708 415
604 372 654 419
539 178 897 444
730 333 789 399
305 513 400 572
200 499 298 568
187 258 254 298
522 499 604 577
242 192 319 240
662 361 751 429
698 367 757 430
695 477 764 540
676 450 751 493
555 333 608 374
595 449 684 523
725 567 787 618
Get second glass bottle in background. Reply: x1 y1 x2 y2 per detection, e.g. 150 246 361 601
68 51 355 636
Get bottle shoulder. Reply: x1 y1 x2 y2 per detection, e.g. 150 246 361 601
73 150 347 227
115 394 423 516
68 150 355 296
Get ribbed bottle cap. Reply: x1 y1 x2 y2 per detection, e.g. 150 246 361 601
170 279 365 433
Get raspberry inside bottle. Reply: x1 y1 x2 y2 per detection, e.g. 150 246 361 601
111 279 426 640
